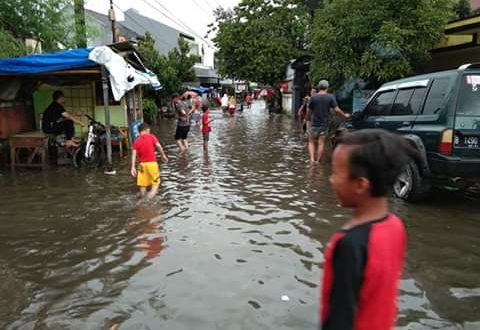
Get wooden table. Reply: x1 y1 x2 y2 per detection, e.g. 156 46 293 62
9 131 48 170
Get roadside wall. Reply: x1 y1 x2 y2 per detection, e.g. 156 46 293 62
0 102 32 139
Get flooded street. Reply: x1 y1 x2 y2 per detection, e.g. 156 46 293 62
0 102 479 330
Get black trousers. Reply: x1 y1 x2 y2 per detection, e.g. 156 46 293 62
44 120 75 140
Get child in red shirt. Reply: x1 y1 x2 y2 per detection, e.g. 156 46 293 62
201 104 213 150
322 129 417 330
131 123 168 200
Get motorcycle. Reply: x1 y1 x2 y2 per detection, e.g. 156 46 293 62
72 115 106 168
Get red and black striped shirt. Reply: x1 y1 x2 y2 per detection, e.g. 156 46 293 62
321 214 406 330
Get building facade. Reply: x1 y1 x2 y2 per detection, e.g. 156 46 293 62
86 9 218 86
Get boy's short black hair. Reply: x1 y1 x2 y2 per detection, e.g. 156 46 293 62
53 90 64 101
201 103 209 112
138 123 150 132
336 129 419 197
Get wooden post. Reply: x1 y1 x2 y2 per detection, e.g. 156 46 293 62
138 87 144 121
108 0 117 43
102 66 113 168
126 90 135 144
132 88 137 121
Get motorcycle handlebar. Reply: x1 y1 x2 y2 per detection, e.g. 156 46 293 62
84 114 105 128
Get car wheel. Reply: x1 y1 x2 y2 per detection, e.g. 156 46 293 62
393 161 431 202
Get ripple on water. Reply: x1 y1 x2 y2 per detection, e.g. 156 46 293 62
0 103 478 329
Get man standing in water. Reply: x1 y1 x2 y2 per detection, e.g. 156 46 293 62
173 93 192 152
306 80 349 163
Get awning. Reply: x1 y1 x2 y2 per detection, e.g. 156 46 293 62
0 48 96 75
0 44 161 101
189 86 210 94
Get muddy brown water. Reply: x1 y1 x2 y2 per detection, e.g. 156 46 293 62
0 102 479 330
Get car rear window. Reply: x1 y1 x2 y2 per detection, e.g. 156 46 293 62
457 74 480 116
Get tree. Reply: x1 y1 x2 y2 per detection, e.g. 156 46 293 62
0 28 26 58
213 0 310 86
137 32 197 122
0 0 96 55
455 0 471 19
138 32 197 98
310 0 454 89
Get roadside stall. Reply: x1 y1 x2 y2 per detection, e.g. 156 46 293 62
0 42 161 170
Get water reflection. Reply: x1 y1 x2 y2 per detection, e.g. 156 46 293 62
0 102 478 329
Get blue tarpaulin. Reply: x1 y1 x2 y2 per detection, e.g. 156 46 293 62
189 86 210 94
0 48 96 75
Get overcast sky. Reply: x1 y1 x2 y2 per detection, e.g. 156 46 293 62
85 0 239 42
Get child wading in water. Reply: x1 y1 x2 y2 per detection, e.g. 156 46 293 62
131 123 168 200
321 129 417 330
201 104 213 150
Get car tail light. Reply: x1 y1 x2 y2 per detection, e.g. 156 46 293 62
439 129 453 155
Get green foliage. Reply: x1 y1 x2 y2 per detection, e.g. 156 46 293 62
214 0 310 86
455 0 471 19
138 32 197 100
310 0 454 88
0 28 26 58
0 0 97 55
142 97 158 123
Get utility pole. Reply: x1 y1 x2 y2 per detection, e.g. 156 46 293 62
108 0 117 43
103 0 116 174
74 0 87 47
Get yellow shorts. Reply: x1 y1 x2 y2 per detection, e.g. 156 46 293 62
137 162 160 187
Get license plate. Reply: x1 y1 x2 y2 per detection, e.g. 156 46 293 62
455 135 480 148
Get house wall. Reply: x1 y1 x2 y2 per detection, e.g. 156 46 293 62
33 83 128 137
94 102 127 127
0 102 32 139
282 93 293 115
426 45 480 72
471 0 480 11
34 83 95 136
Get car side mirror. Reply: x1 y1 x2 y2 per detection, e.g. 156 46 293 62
351 111 364 121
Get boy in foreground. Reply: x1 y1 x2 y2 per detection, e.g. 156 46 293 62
131 124 168 200
321 129 417 330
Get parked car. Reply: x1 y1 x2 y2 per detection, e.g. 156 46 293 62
347 64 480 201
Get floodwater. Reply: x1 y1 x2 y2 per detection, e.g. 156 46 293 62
0 102 479 330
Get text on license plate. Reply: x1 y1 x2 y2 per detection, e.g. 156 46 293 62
455 136 480 148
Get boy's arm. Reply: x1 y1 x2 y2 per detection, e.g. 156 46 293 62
156 142 168 163
130 150 137 177
323 238 365 330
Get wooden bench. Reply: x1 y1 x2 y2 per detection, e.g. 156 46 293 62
9 131 48 170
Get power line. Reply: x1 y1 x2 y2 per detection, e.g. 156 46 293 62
201 0 217 13
139 0 192 35
190 0 215 19
208 0 222 9
148 0 214 47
